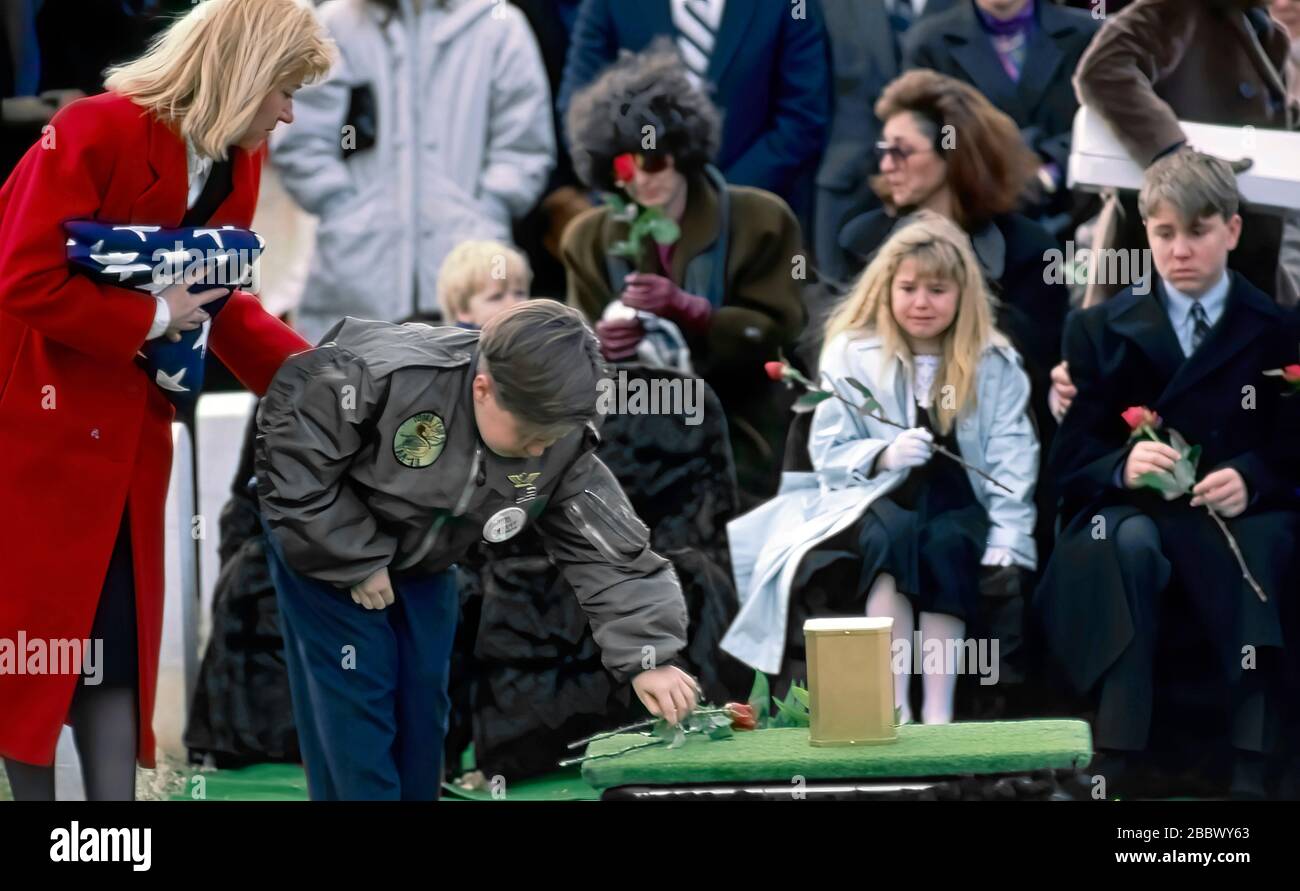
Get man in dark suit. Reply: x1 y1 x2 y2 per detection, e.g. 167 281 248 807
814 0 958 285
556 0 830 228
903 0 1099 235
1036 150 1300 798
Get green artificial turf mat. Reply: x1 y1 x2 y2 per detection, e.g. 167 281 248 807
166 761 600 801
440 767 601 801
169 763 309 801
580 720 1093 790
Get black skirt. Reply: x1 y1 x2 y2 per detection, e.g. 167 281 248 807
87 510 139 690
791 409 989 629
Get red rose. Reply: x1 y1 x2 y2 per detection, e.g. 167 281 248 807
1283 364 1300 384
765 361 787 382
725 702 758 731
613 153 637 184
1121 405 1160 433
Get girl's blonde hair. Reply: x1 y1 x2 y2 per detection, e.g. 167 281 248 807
104 0 335 160
822 212 994 434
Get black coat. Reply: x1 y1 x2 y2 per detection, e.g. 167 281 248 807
445 368 754 781
902 0 1098 225
1037 274 1300 695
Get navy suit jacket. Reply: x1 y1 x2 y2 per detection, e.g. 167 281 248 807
556 0 831 209
1052 273 1300 524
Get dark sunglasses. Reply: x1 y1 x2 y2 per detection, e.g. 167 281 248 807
634 153 671 173
874 141 935 165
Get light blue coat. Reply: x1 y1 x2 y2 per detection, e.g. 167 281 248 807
721 331 1040 674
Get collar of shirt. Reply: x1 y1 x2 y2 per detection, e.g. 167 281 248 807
185 138 215 211
1162 270 1231 355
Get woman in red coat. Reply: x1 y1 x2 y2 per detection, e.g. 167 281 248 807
0 0 334 799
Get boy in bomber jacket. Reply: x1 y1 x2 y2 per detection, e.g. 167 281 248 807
255 300 696 800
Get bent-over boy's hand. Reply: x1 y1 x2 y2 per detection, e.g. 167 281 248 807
1123 440 1181 489
632 665 701 726
1190 467 1248 517
351 566 395 610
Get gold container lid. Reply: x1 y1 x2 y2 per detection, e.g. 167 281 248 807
803 617 893 635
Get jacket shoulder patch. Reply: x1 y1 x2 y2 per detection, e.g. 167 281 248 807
394 411 447 468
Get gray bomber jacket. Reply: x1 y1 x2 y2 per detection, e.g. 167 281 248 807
254 318 688 681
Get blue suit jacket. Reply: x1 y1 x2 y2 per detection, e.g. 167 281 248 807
557 0 831 211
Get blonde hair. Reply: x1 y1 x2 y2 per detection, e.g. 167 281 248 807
822 213 994 435
104 0 335 160
437 240 532 320
1138 148 1240 225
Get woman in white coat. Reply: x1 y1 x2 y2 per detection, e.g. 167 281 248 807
272 0 556 342
723 214 1039 724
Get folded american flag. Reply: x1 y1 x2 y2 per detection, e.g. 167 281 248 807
64 221 264 411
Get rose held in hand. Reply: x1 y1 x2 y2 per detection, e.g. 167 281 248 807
1121 405 1161 436
613 153 637 184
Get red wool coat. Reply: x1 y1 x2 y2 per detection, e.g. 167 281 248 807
0 92 310 767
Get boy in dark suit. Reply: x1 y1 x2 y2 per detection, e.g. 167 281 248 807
1036 149 1300 798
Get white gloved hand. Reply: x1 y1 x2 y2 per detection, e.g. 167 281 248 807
877 427 934 472
980 546 1015 567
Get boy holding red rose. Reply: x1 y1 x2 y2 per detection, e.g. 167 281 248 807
1036 150 1300 798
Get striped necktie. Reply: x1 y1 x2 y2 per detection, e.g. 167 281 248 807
673 0 719 87
1189 301 1212 354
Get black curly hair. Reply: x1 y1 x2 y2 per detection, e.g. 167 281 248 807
566 37 723 193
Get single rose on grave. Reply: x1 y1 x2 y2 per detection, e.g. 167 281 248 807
725 702 758 731
1120 405 1267 602
559 673 807 766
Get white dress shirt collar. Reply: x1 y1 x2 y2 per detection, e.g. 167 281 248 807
1162 270 1231 357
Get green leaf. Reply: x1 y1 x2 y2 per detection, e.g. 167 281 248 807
1185 444 1202 474
747 671 770 718
707 723 734 740
602 192 627 212
846 377 877 403
1168 428 1190 458
792 390 833 414
651 719 675 741
609 239 640 259
1172 457 1196 491
667 725 687 750
645 214 681 245
1136 470 1187 500
790 685 810 709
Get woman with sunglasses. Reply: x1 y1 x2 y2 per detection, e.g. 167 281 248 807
561 40 805 500
836 70 1068 663
838 70 1067 412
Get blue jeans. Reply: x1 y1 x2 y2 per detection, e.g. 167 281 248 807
262 519 459 800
